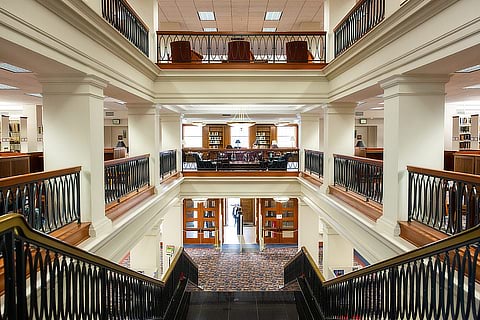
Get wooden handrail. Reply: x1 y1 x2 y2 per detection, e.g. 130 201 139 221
324 224 480 285
0 213 165 284
407 165 480 185
333 0 369 32
184 147 299 152
333 153 383 166
0 166 81 188
118 0 149 31
157 31 326 36
104 154 150 166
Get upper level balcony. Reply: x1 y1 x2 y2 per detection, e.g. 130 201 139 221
156 32 327 70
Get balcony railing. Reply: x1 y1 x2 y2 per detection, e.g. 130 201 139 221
104 154 150 205
285 225 480 319
408 166 480 235
334 0 385 57
0 213 198 319
157 32 326 65
102 0 149 56
159 149 177 180
334 154 383 204
182 148 299 172
304 149 324 178
0 167 81 233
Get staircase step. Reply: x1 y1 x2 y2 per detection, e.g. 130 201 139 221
187 291 298 320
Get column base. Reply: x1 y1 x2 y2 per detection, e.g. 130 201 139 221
375 217 401 237
88 217 113 238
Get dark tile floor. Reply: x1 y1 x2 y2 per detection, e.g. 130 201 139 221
186 291 298 320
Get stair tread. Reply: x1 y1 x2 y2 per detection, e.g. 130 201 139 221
187 291 298 320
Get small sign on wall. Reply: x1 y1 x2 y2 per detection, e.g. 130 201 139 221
112 119 120 125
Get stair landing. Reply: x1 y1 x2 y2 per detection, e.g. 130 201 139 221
186 291 298 320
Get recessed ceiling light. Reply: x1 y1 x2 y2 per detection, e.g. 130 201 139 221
25 93 43 98
262 27 277 32
0 63 31 73
203 27 217 32
379 102 384 105
456 65 480 73
357 101 366 105
0 83 19 90
371 107 384 110
265 11 282 21
464 84 480 89
198 11 215 21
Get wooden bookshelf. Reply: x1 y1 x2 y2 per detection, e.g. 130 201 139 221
453 115 473 150
260 198 298 244
202 125 231 149
249 124 277 148
183 198 220 244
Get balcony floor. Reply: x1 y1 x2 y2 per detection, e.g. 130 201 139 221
157 62 327 70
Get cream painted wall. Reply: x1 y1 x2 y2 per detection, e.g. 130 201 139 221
161 201 183 276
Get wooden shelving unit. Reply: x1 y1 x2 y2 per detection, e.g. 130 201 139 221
260 198 297 244
453 115 473 150
183 198 220 244
201 125 231 149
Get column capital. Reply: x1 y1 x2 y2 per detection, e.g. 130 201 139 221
380 74 450 99
38 74 108 99
127 103 158 115
299 113 321 122
323 102 357 114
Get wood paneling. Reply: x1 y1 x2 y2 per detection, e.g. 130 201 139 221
240 198 254 224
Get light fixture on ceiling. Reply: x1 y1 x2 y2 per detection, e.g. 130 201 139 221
25 93 43 98
273 196 289 203
464 84 480 89
192 197 208 203
227 110 255 128
275 121 290 127
262 27 277 32
370 107 384 110
0 63 31 73
265 11 282 21
203 27 217 32
456 65 480 73
198 11 215 21
0 83 19 90
191 121 206 127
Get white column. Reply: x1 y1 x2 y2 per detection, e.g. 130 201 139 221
322 221 354 280
385 0 405 18
323 0 356 62
319 117 325 151
300 114 321 171
127 104 160 187
298 200 319 266
23 105 43 152
160 199 183 276
160 112 182 173
321 102 356 191
40 74 111 237
82 0 102 15
127 0 159 62
379 75 449 235
130 223 161 278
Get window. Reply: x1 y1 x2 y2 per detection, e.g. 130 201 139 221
230 126 249 148
183 125 203 148
277 126 297 147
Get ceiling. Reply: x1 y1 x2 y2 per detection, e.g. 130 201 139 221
157 0 324 32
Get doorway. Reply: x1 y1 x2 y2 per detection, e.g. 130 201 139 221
223 198 257 245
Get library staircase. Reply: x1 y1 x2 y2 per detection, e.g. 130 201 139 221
1 214 479 320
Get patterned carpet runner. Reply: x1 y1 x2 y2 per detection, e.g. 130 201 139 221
185 246 298 291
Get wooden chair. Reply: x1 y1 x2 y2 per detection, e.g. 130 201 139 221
170 41 203 63
227 40 254 62
286 41 314 63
